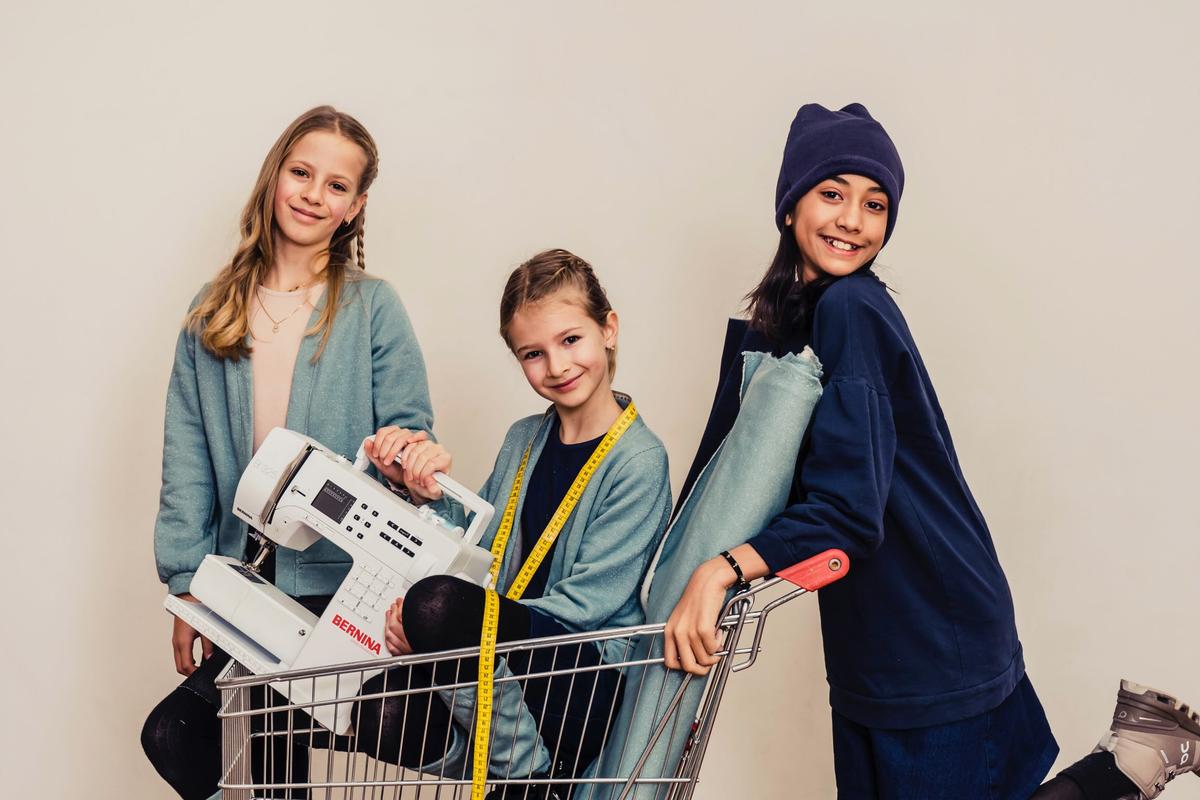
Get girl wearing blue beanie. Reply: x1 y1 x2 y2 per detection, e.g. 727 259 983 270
663 103 1199 800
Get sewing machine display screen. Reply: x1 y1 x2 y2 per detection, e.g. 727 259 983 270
312 480 356 523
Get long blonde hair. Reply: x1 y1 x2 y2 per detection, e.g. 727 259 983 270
499 249 618 378
186 106 380 360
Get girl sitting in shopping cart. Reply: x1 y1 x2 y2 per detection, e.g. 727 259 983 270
360 248 672 798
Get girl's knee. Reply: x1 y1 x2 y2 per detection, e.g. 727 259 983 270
141 689 221 794
402 575 479 652
140 703 172 766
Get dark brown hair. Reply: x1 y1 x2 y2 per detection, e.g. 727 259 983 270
499 249 617 377
746 228 878 345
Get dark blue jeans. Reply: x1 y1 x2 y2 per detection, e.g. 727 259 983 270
831 675 1059 800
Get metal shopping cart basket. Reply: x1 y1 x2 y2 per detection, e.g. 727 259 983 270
215 550 847 800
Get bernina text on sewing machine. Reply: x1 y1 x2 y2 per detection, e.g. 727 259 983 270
164 426 495 733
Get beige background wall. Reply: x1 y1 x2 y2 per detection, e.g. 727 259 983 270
2 2 1198 797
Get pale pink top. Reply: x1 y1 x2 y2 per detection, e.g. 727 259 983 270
250 282 327 452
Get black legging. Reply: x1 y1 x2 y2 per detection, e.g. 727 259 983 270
142 576 621 799
1029 751 1139 799
142 544 320 798
141 595 334 800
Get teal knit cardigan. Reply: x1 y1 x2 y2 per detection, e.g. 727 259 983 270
417 399 673 781
445 396 672 661
153 274 434 598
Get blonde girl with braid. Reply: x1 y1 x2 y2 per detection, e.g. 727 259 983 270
142 106 434 800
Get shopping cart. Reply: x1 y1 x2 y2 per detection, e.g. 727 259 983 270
215 550 848 800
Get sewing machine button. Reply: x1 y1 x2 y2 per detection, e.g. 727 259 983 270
363 564 379 576
370 580 385 594
349 584 365 598
386 520 398 531
371 510 379 517
410 536 422 547
403 547 415 557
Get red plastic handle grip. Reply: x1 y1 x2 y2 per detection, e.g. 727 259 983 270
777 549 850 591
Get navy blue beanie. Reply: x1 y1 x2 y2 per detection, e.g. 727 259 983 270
774 103 905 246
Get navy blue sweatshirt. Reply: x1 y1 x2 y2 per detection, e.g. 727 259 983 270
684 271 1024 729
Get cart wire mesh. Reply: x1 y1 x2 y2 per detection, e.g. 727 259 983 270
216 571 831 800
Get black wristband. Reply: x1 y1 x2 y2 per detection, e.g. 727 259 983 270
718 550 752 592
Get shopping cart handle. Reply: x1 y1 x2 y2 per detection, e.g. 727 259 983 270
777 549 849 591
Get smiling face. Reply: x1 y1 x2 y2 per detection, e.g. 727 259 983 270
272 130 369 251
507 289 618 414
788 173 889 283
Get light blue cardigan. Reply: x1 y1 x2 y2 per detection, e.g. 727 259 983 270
154 274 434 598
423 397 673 780
446 396 672 659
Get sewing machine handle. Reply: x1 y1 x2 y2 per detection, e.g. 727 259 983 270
351 437 495 548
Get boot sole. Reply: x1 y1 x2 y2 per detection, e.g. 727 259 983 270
1119 680 1200 736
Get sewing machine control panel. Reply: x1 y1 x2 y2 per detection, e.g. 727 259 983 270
339 493 431 553
325 478 447 570
339 562 399 623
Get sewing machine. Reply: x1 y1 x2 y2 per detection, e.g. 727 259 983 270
164 427 495 734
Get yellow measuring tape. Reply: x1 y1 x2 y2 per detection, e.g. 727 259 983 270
471 402 638 799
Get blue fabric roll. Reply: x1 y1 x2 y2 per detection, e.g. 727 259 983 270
579 347 823 799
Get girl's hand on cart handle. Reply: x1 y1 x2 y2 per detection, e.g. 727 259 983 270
664 544 768 676
172 593 214 676
664 561 726 676
364 427 425 485
384 597 413 656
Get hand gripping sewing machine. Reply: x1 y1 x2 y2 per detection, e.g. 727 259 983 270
164 427 495 734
